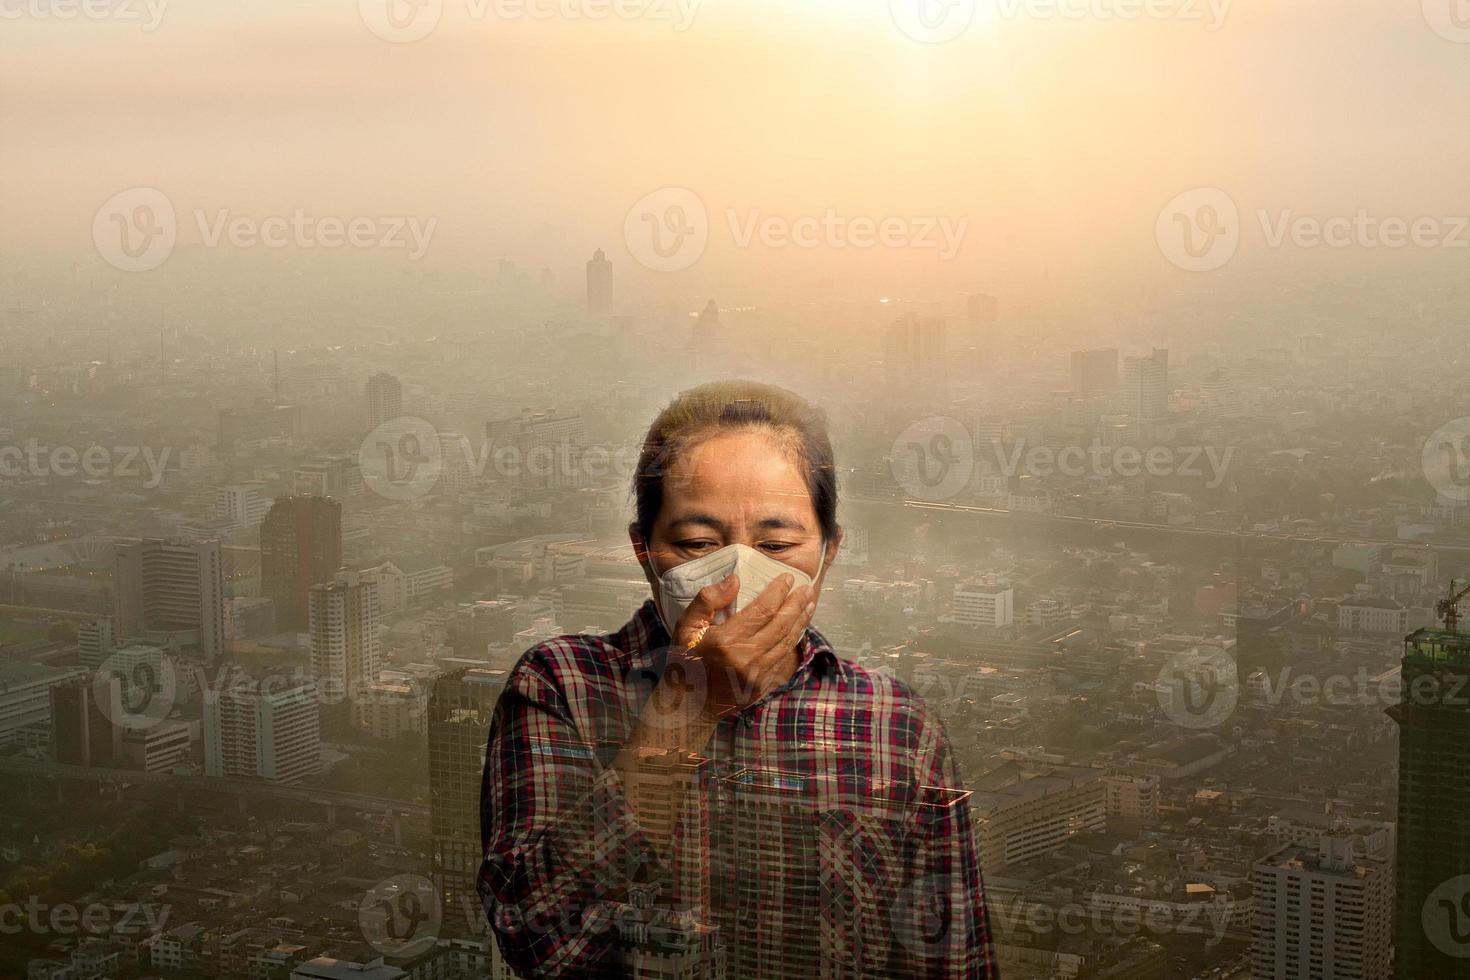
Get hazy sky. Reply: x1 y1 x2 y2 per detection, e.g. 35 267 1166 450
4 0 1468 299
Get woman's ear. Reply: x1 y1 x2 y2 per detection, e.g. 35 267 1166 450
629 523 658 587
819 527 844 583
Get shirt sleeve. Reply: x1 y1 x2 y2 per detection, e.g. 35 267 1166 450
477 652 670 979
888 717 1000 979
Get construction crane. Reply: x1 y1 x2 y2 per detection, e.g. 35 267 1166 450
1437 578 1470 632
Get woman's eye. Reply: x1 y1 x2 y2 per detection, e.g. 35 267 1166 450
677 540 718 552
759 542 797 553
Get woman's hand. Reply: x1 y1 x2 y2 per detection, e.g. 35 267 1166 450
664 571 816 720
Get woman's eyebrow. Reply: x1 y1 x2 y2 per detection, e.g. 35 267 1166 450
755 516 807 532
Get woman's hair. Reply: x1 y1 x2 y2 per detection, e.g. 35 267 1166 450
632 380 839 544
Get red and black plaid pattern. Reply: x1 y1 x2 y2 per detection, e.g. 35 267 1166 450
478 599 999 979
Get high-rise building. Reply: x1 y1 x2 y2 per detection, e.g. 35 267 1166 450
260 496 343 632
1070 348 1119 395
204 675 320 784
428 668 508 924
1251 835 1392 980
1121 348 1169 419
884 313 948 388
365 372 403 431
1390 627 1470 977
586 248 613 316
113 538 226 660
50 673 121 766
77 618 116 669
309 572 380 718
217 484 273 530
485 409 587 490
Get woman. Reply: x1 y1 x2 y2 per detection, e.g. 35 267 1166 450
479 381 997 978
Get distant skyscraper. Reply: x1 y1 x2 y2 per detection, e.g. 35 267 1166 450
1070 348 1119 395
1391 627 1470 977
50 673 121 767
260 496 343 632
885 313 948 388
428 668 508 925
204 675 320 784
1251 835 1392 980
586 248 613 316
1121 348 1169 419
309 572 381 720
77 618 116 669
485 409 587 490
366 372 403 431
113 538 225 660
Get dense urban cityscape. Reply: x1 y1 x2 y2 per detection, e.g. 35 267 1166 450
6 1 1470 978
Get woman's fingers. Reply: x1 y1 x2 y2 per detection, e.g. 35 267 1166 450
673 573 740 647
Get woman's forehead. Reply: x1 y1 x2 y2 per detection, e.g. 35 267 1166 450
664 431 811 507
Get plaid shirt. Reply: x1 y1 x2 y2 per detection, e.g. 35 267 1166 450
479 599 998 979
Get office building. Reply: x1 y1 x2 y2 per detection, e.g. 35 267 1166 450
428 668 509 924
50 672 121 766
204 676 320 784
1121 348 1169 419
216 484 273 531
884 312 948 388
1251 836 1392 980
954 583 1014 629
217 401 303 454
970 763 1107 872
309 572 380 718
1390 627 1470 977
260 496 343 632
365 372 403 431
112 538 226 660
586 248 614 316
77 617 116 669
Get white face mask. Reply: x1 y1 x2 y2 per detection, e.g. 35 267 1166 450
644 542 825 637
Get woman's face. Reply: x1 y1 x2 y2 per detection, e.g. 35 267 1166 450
632 428 841 590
